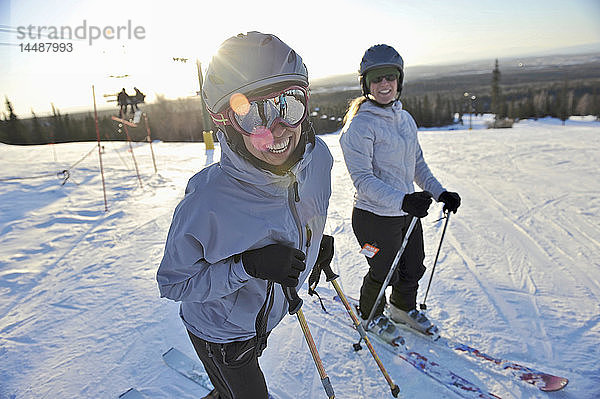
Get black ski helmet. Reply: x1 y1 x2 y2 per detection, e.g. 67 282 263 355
359 44 404 97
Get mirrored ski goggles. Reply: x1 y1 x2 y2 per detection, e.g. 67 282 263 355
209 86 309 136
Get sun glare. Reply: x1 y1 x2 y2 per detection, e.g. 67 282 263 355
230 93 250 116
4 0 600 116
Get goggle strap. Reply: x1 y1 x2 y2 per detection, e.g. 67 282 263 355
209 111 230 126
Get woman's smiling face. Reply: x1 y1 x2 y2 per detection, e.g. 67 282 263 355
241 123 302 166
369 75 398 105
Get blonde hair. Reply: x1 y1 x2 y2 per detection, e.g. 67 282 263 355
342 96 368 129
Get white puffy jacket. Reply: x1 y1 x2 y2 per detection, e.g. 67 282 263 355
339 100 445 216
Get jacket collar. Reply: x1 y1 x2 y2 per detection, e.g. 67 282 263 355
217 130 314 196
360 99 403 119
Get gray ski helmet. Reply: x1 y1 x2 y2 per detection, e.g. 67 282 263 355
359 44 404 96
202 31 309 115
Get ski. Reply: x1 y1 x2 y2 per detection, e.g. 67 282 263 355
119 388 147 398
161 347 280 399
316 295 502 398
111 115 138 128
380 305 568 392
162 347 214 392
365 322 503 399
336 295 568 392
449 341 568 392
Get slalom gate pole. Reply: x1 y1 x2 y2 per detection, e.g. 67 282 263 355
318 262 399 397
283 286 335 398
143 113 157 173
122 125 143 188
363 216 419 337
92 85 108 212
420 211 451 310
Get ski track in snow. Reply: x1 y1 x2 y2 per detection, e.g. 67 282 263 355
1 117 599 398
419 122 600 396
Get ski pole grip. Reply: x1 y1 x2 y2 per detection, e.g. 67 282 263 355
321 262 339 282
283 286 303 315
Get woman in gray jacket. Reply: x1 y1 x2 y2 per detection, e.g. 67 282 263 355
157 32 333 399
340 44 461 335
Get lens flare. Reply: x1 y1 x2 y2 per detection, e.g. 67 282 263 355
230 93 250 116
249 126 274 151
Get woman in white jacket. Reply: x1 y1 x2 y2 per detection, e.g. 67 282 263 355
340 44 461 334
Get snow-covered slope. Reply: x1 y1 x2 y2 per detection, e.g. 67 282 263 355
1 116 598 398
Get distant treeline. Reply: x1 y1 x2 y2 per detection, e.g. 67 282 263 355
0 95 213 145
307 62 600 131
2 61 600 145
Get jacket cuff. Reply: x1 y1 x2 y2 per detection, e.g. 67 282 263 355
232 256 251 282
433 188 446 202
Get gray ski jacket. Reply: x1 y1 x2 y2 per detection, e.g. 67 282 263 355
339 100 445 217
157 131 333 343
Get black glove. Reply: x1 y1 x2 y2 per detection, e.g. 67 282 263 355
439 191 461 213
401 191 433 218
316 235 334 269
308 235 334 288
242 244 306 287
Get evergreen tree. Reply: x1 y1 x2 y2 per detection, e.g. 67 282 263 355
507 101 516 120
50 103 66 142
533 90 548 118
84 113 97 140
522 90 535 119
575 93 592 116
30 109 44 144
557 80 571 125
594 87 600 121
0 112 7 143
447 99 454 125
3 97 28 144
63 113 74 140
415 98 423 125
99 115 115 142
422 95 432 127
491 59 503 125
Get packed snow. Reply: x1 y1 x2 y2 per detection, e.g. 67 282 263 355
0 115 599 399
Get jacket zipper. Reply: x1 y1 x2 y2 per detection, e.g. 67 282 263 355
287 172 303 250
288 176 312 249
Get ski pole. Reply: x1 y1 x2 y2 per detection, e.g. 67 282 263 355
317 263 400 397
283 287 335 399
420 211 451 310
363 216 419 336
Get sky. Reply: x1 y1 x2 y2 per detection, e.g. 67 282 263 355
1 0 599 116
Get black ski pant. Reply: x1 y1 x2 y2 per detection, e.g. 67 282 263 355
187 330 269 399
351 208 426 318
